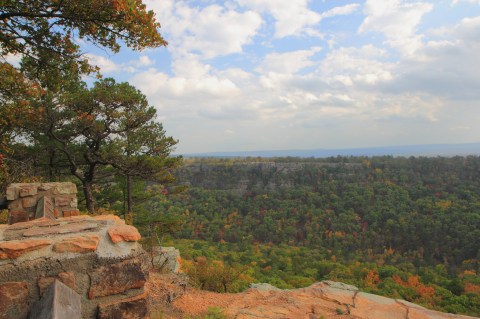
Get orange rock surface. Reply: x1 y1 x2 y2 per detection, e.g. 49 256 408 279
0 238 52 259
147 274 479 319
107 225 141 243
52 234 100 253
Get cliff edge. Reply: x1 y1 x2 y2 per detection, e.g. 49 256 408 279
149 274 479 319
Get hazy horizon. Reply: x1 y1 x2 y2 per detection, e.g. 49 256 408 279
178 141 480 157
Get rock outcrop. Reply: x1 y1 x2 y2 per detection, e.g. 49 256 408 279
151 246 182 274
0 215 149 319
169 280 479 319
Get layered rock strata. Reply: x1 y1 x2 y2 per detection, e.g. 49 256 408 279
0 215 149 319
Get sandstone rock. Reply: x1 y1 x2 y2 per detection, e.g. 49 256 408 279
310 281 356 307
35 196 55 220
38 272 76 296
6 186 17 200
28 280 81 319
36 219 62 227
350 292 407 319
323 280 358 291
89 259 147 299
0 282 29 319
151 246 181 274
52 182 77 194
20 185 38 197
38 183 54 191
108 225 141 243
57 215 89 221
53 235 100 253
171 279 479 319
22 222 97 237
249 283 281 292
7 218 61 231
97 292 148 319
22 197 38 208
54 196 75 207
8 210 29 224
0 238 52 259
8 199 23 211
93 215 122 221
62 209 80 217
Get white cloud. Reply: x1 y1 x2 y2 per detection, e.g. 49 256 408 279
236 0 321 38
319 45 394 86
256 47 321 74
85 54 120 73
236 1 359 38
320 3 361 19
388 16 480 100
85 54 156 74
452 0 480 4
359 0 433 56
135 56 155 67
144 0 262 59
103 0 480 153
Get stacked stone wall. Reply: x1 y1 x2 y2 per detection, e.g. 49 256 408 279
6 182 79 224
0 215 150 319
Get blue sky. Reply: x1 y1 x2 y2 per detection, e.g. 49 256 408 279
83 0 480 154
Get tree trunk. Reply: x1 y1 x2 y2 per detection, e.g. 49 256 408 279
126 174 133 214
83 181 95 213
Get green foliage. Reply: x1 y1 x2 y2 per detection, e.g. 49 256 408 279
157 156 480 315
6 78 181 213
0 0 167 166
0 209 8 224
170 156 480 267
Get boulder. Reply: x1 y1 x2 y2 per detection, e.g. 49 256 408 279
89 258 147 299
28 280 81 319
151 246 181 274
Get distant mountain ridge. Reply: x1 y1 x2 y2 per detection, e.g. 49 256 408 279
182 142 480 158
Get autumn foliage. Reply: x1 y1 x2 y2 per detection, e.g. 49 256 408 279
392 275 436 299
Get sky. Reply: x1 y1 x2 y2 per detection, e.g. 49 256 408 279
83 0 480 154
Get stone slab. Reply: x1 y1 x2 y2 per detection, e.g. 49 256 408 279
107 225 141 243
0 282 29 319
22 222 98 237
20 185 38 197
38 272 76 296
53 234 100 253
8 210 29 224
0 238 52 259
97 293 148 319
6 186 17 201
36 196 55 220
89 259 147 299
51 182 77 194
22 197 38 208
28 280 81 319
